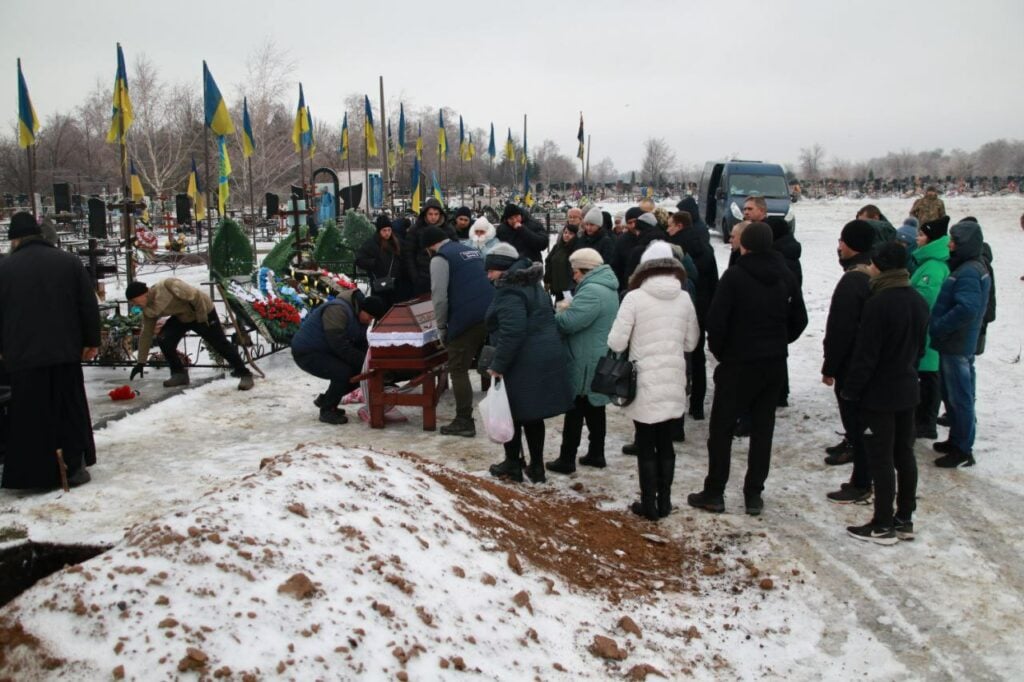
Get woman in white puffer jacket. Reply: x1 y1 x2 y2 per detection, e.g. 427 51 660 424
607 240 699 521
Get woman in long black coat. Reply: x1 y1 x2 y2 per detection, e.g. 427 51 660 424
483 245 573 484
355 222 405 305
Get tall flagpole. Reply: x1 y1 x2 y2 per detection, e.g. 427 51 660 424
119 111 135 281
25 146 36 219
247 155 257 260
363 105 371 216
586 134 592 197
203 127 213 275
522 114 528 200
378 76 391 213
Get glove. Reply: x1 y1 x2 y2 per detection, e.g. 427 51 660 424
130 364 145 380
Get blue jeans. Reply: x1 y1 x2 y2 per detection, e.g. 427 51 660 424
939 353 976 454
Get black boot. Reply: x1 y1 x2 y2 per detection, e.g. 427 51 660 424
657 452 676 518
635 449 659 521
579 450 606 468
546 449 576 474
525 456 546 483
670 416 686 443
489 454 523 482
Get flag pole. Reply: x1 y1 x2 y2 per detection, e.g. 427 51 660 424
522 114 528 201
119 116 135 281
346 146 353 217
203 126 213 277
586 134 592 197
247 155 257 260
378 76 391 213
25 146 36 220
363 106 371 217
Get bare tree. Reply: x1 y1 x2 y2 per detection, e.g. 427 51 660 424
591 157 617 184
640 138 676 186
798 143 825 180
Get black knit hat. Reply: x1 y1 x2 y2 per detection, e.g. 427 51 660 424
358 294 389 320
125 281 149 300
624 207 644 222
501 203 523 222
872 241 908 272
421 225 448 248
374 213 392 231
454 206 472 219
7 212 40 240
840 220 875 253
740 222 773 253
765 215 790 240
919 215 950 242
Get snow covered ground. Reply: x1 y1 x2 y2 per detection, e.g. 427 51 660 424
1 196 1022 680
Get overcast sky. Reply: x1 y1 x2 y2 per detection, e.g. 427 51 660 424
4 0 1023 173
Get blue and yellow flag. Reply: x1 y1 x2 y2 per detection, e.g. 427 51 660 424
291 84 310 153
187 156 206 218
431 170 443 203
521 126 528 168
129 159 145 200
16 58 39 149
397 103 406 157
242 97 256 159
410 155 422 214
416 122 423 161
364 95 378 158
577 113 585 161
523 164 534 208
488 123 496 159
218 136 232 215
458 115 466 161
468 133 476 161
203 61 234 136
438 110 447 158
505 128 514 162
339 112 349 160
304 106 316 158
387 121 396 173
106 43 134 144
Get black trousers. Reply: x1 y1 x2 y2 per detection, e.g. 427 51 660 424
560 395 606 460
635 420 675 518
835 379 870 489
504 419 545 465
862 407 917 526
916 370 941 432
158 312 249 376
292 350 358 409
689 327 707 412
704 359 785 497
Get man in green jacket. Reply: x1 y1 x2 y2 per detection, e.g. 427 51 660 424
909 216 951 438
126 279 254 390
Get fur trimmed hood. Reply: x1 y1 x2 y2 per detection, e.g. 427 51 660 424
495 260 544 288
627 256 685 291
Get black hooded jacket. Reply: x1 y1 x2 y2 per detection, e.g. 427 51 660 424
821 252 872 378
403 198 457 295
495 209 549 263
706 250 807 364
767 216 803 286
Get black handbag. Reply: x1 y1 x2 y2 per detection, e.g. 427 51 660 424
591 350 636 407
370 259 396 295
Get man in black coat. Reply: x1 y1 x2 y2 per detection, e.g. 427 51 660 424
668 206 719 419
842 242 929 544
495 204 549 264
821 220 876 502
687 222 807 516
402 197 456 295
0 213 100 490
612 207 643 292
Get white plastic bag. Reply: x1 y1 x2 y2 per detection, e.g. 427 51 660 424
479 378 514 444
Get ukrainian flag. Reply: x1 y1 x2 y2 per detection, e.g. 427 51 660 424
387 121 395 173
130 159 145 200
218 136 232 215
505 128 514 162
431 170 443 203
416 122 423 161
203 61 234 136
523 165 534 208
397 103 406 157
410 156 421 214
364 95 378 158
438 110 447 158
304 106 316 158
187 157 206 219
488 123 496 159
242 97 256 159
16 58 39 149
106 43 134 144
521 127 528 168
458 115 466 161
292 84 309 153
339 112 349 160
468 133 476 161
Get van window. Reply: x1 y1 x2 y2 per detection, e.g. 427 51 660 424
728 174 789 199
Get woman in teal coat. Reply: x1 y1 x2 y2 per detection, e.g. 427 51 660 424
910 217 951 438
546 248 620 474
484 244 574 483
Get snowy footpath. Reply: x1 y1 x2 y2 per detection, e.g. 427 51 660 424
1 197 1022 680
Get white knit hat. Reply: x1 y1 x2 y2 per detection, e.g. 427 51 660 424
568 247 604 270
470 216 492 234
640 240 673 263
583 206 604 226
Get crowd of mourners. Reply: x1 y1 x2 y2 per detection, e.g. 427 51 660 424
0 189 999 545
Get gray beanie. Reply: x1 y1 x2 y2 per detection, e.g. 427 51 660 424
583 206 604 226
637 212 658 228
484 242 519 271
